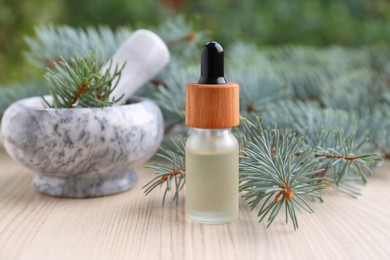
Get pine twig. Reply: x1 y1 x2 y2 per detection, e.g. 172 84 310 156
239 118 326 230
311 131 383 188
143 136 186 206
24 25 132 69
43 51 125 108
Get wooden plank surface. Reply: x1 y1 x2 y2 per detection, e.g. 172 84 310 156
0 148 389 260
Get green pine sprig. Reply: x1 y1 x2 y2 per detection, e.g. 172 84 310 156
143 136 186 206
239 118 326 229
43 52 125 108
310 131 382 188
24 25 132 68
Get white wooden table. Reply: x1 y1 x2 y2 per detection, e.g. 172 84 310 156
0 149 389 259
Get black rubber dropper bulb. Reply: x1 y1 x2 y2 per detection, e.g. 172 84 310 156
198 41 228 84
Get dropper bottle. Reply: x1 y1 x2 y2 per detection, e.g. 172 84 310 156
185 41 240 224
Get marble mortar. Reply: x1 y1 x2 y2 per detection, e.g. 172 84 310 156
0 96 164 198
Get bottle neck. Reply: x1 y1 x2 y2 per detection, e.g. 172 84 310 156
191 128 232 137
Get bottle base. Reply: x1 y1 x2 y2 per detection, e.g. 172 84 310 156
186 211 238 224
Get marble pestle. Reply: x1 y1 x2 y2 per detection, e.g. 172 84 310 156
101 29 170 105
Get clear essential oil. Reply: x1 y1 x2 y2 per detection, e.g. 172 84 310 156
186 129 239 224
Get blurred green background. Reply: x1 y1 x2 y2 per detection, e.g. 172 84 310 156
1 0 390 84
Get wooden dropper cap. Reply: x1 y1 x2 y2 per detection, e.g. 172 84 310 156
186 41 240 129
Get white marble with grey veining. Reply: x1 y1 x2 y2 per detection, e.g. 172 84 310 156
0 96 163 198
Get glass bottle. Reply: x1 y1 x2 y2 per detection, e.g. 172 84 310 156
185 41 240 224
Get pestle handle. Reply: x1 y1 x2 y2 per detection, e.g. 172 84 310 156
101 29 170 105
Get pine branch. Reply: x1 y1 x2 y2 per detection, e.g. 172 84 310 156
43 52 125 108
308 130 383 195
258 101 361 141
258 104 383 196
320 69 386 113
143 136 186 206
239 118 326 230
24 25 132 69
